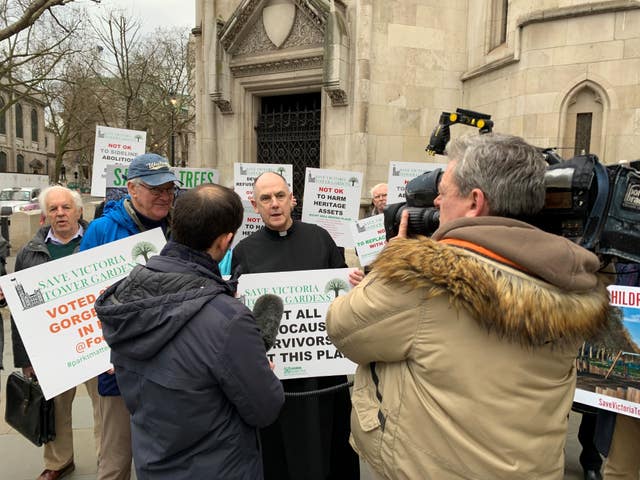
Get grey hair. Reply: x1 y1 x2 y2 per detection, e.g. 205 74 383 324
445 133 547 217
39 185 83 212
370 183 387 197
127 177 144 187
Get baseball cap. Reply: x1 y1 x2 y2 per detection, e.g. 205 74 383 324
126 153 180 186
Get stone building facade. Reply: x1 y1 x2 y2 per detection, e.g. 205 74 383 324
193 0 640 198
0 88 53 176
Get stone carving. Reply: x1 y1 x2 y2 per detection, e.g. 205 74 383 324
263 0 296 48
231 55 324 77
232 6 323 56
210 95 233 115
326 89 348 106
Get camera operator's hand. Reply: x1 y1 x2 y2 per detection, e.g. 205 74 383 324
392 209 410 240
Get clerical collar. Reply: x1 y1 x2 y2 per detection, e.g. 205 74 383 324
265 220 297 238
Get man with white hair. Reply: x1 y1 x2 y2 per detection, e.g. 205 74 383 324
11 185 101 480
369 183 387 216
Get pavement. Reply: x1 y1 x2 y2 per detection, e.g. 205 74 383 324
0 250 590 480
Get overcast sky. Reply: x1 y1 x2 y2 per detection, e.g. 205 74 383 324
90 0 196 32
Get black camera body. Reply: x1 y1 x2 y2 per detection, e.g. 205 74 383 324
383 154 640 264
384 169 442 239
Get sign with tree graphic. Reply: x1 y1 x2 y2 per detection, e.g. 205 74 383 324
301 167 363 247
350 214 386 266
574 285 640 418
91 125 147 197
237 268 357 379
233 163 293 203
387 160 448 205
0 229 167 399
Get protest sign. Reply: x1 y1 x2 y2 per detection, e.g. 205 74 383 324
91 126 146 197
237 268 357 379
574 284 640 418
350 215 386 267
231 201 265 249
1 229 167 399
234 163 293 202
105 165 220 202
301 168 362 247
387 160 448 205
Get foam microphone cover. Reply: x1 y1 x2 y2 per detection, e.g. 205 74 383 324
252 294 283 351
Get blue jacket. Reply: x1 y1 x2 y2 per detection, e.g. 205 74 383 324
80 198 145 395
95 241 284 479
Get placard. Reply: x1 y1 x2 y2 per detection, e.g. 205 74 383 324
231 201 265 249
237 269 357 379
350 215 386 267
574 285 640 418
91 126 147 197
234 163 293 202
105 165 220 202
1 229 167 399
387 160 448 205
301 168 362 247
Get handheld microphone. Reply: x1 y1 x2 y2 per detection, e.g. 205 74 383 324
252 294 283 351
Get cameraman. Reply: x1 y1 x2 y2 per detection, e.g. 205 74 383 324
326 133 611 480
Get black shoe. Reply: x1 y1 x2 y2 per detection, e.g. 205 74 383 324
584 469 602 480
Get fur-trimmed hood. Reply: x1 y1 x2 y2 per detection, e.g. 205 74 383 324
372 217 610 347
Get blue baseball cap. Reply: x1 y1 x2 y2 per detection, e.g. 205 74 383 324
126 153 180 186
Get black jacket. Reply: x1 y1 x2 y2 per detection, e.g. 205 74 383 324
11 222 88 368
96 241 284 480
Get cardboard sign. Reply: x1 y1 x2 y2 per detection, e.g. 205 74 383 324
231 201 265 249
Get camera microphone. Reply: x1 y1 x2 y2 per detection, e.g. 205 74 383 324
252 294 283 351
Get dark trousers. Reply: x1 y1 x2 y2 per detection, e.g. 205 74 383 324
578 411 603 472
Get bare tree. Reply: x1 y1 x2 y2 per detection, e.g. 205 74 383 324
0 0 98 42
0 0 90 113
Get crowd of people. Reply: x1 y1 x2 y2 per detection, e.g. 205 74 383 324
1 133 638 480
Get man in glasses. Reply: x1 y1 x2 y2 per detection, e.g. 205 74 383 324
369 182 387 216
80 153 179 480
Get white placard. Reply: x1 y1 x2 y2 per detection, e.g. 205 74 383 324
572 284 640 417
350 214 387 267
233 163 293 202
301 168 363 247
237 269 357 379
231 201 265 249
1 229 167 399
91 126 147 197
387 160 448 205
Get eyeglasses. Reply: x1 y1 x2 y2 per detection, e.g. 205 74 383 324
138 183 178 197
258 192 289 205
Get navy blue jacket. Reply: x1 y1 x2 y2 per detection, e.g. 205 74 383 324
96 241 284 479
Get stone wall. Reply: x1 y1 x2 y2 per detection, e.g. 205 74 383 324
194 0 640 195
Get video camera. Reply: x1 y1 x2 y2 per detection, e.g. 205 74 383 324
385 108 640 263
385 108 492 238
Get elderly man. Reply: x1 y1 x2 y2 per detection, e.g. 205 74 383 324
95 184 284 479
11 186 100 480
80 153 178 480
231 171 361 480
327 133 610 479
369 183 387 216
